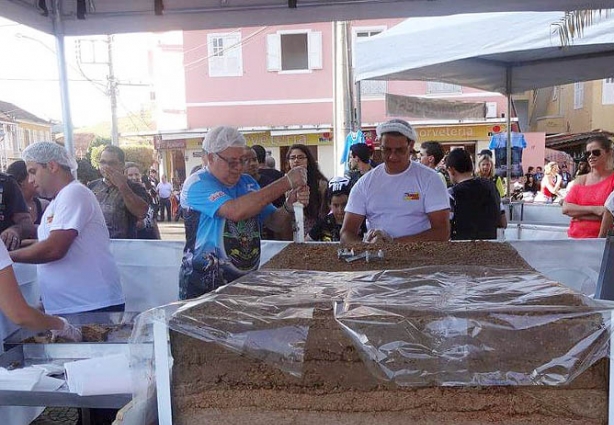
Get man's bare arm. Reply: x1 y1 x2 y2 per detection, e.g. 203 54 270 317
395 209 450 243
340 212 366 244
10 230 77 264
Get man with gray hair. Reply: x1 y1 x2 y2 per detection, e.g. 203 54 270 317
179 126 309 300
341 119 450 244
10 142 125 314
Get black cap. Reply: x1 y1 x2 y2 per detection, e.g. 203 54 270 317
478 149 493 157
350 143 372 163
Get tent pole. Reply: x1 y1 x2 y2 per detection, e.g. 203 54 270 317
52 0 75 163
355 80 362 131
506 67 512 198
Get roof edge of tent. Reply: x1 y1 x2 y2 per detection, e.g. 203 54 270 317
5 0 614 37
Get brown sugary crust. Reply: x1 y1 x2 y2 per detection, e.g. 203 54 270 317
172 242 608 424
262 242 532 272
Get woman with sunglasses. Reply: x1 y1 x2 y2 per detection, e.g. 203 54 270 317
286 144 329 235
563 136 614 238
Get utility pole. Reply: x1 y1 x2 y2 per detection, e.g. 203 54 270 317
107 35 119 146
333 21 355 177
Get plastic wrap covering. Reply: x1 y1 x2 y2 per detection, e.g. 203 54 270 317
127 265 614 424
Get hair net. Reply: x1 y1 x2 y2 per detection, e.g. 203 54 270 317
21 141 78 172
203 126 246 154
376 118 418 143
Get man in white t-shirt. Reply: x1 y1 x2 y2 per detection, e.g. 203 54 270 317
9 142 125 314
156 174 174 222
341 119 450 244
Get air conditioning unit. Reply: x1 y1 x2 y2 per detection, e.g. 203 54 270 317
486 102 498 118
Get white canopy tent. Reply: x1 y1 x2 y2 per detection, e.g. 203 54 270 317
354 11 614 193
2 0 614 37
2 2 614 157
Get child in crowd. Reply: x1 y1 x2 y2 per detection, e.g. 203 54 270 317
307 177 365 242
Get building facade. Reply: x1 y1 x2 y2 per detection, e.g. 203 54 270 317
530 79 614 158
155 19 511 180
0 101 53 170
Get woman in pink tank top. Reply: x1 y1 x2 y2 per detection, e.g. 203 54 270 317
563 135 614 238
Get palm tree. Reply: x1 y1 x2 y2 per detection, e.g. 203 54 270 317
552 9 611 46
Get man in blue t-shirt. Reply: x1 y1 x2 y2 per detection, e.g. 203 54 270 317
179 126 308 300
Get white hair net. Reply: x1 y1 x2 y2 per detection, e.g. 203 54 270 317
21 141 78 172
203 126 246 154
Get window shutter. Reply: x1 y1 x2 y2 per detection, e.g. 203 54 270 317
308 31 323 70
603 78 614 105
226 34 243 76
266 34 281 71
574 82 584 109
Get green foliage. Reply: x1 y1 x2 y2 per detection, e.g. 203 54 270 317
86 137 111 161
76 158 101 185
89 144 155 172
90 145 106 169
123 145 155 172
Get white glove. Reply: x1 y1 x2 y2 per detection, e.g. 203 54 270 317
363 229 393 244
51 317 82 342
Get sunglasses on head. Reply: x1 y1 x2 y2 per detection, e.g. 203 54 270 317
585 149 602 158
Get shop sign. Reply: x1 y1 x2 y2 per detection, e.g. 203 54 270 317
415 124 508 142
154 138 187 149
245 132 333 147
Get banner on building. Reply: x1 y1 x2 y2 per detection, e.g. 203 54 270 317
386 93 486 120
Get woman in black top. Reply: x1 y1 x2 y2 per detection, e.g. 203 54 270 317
6 160 49 225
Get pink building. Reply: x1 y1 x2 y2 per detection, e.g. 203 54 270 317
159 19 513 181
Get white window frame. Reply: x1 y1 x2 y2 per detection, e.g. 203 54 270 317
266 29 322 74
602 78 614 105
207 32 243 77
573 82 584 109
551 85 559 102
352 26 388 97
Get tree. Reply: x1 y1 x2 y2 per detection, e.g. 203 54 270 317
90 144 155 172
552 10 611 46
86 137 111 162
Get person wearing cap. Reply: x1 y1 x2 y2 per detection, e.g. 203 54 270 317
10 142 125 314
341 119 450 244
306 176 365 242
347 143 374 187
179 126 309 300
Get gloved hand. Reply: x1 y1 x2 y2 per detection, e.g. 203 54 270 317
363 229 393 244
286 166 308 189
51 317 82 342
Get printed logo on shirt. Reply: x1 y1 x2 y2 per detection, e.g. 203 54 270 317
404 192 420 201
46 214 54 224
209 191 226 202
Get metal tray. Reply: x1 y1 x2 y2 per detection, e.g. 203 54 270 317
0 312 150 408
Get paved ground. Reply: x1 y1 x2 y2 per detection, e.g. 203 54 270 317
157 221 186 242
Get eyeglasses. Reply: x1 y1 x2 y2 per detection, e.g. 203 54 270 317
215 153 249 168
382 145 409 157
289 155 307 162
585 149 602 158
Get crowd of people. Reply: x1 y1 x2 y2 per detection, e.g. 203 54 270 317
1 124 614 341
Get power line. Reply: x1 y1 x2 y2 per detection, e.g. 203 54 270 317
0 77 108 82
